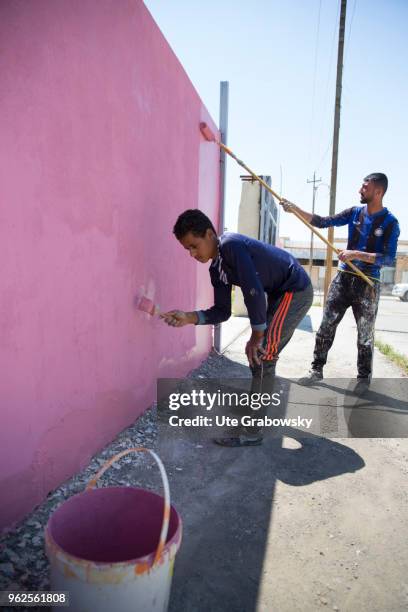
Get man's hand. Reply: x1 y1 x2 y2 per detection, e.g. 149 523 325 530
281 199 313 223
160 310 197 327
338 249 357 262
338 249 376 264
280 198 297 213
245 331 266 367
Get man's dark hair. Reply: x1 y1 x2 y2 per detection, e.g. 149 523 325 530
364 172 388 195
173 209 216 240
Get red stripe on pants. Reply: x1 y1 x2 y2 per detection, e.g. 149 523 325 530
264 292 293 360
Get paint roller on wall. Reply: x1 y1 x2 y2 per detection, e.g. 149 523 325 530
199 122 374 288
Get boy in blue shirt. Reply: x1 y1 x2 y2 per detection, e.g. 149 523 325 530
282 172 400 384
161 209 313 446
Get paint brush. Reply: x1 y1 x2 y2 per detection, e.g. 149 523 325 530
136 295 160 317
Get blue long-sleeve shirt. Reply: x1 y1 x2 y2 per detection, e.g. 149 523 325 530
196 233 310 331
311 205 400 280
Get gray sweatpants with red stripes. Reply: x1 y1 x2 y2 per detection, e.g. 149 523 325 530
245 283 314 434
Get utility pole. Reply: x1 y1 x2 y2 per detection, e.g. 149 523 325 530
214 81 229 353
323 0 347 304
218 81 229 235
307 172 322 280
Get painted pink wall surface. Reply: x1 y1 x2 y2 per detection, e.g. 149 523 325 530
0 0 220 531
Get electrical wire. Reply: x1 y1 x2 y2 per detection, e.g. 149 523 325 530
343 0 357 70
307 0 322 171
315 0 341 172
316 0 357 175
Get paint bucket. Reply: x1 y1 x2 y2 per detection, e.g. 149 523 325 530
45 448 182 612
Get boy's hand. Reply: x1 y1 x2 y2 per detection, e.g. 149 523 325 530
160 310 196 327
245 331 266 367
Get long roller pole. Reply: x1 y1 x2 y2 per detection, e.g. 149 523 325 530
199 122 373 288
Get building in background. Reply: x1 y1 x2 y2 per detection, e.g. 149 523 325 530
233 175 279 315
280 237 408 293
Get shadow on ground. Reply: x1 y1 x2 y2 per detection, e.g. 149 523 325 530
153 353 365 612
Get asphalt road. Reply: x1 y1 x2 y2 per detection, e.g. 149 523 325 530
374 296 408 358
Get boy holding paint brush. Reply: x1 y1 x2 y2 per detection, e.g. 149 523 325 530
161 209 313 447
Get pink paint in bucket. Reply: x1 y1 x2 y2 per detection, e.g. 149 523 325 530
45 448 182 612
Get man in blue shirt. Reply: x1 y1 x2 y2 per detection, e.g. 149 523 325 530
161 209 313 446
282 172 400 384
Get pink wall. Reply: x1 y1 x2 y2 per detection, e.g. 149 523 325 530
0 0 220 531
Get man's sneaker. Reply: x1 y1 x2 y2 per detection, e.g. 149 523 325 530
213 433 263 447
298 370 323 386
353 377 370 396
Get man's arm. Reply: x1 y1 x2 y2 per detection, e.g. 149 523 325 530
281 200 313 223
281 199 354 228
339 220 400 265
374 220 400 267
338 250 376 264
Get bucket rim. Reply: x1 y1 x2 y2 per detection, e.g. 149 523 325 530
45 487 182 569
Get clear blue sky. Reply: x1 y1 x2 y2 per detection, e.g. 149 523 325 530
144 0 408 242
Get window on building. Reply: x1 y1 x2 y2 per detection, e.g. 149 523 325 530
380 267 395 284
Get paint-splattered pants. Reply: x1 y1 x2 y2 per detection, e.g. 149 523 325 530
245 283 314 434
311 272 381 378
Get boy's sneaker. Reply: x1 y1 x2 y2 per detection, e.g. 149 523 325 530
298 369 323 386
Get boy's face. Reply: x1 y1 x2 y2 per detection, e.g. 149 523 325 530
179 229 217 263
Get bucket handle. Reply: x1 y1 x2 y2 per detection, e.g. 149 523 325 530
86 447 170 568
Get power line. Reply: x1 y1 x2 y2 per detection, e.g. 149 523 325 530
316 136 333 173
343 0 357 69
317 1 356 176
307 0 322 170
